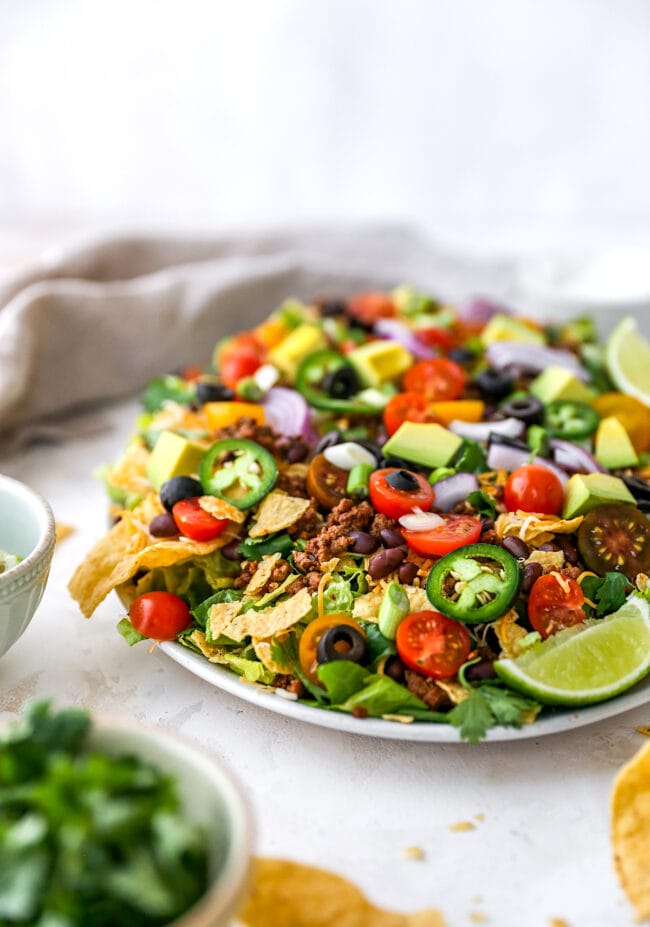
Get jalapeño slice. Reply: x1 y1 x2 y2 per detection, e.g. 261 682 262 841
295 349 378 414
544 400 600 440
426 542 520 623
199 438 277 510
577 503 650 580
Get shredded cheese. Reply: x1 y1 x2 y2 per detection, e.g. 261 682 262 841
317 572 332 619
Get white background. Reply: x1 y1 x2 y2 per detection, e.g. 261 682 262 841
2 0 650 256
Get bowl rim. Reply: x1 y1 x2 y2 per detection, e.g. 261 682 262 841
0 473 56 586
89 712 253 926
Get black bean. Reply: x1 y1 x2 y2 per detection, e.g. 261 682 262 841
522 561 543 593
379 528 404 549
398 561 419 584
538 542 558 552
502 536 530 560
221 540 244 561
349 530 379 555
286 440 309 463
149 512 179 537
367 547 406 580
383 654 407 684
464 660 498 682
555 534 579 565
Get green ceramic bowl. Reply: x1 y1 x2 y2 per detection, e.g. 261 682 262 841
0 473 56 657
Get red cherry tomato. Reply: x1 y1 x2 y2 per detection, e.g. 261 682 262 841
369 468 435 520
396 610 471 679
347 292 395 325
172 497 229 542
401 515 482 557
527 573 586 639
383 392 440 436
403 358 466 401
129 591 192 641
414 327 454 352
219 333 265 390
503 464 564 516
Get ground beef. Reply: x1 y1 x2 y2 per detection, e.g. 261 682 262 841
480 527 500 546
286 571 322 593
233 560 257 589
213 416 302 459
275 469 310 498
370 512 399 537
288 500 322 539
273 674 305 697
405 670 451 711
293 499 375 572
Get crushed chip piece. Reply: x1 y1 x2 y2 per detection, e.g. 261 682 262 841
612 740 650 918
526 550 565 573
102 440 152 496
382 714 414 724
435 680 469 705
209 588 312 643
253 637 291 674
187 629 229 663
636 726 650 737
249 491 310 538
246 553 282 594
198 495 247 524
468 915 488 924
55 522 75 543
449 821 476 832
492 609 530 660
402 846 425 861
548 920 570 927
495 511 583 547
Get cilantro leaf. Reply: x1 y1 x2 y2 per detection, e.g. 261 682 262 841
448 687 494 744
580 572 633 617
237 533 294 561
449 684 541 743
467 490 497 519
141 375 197 413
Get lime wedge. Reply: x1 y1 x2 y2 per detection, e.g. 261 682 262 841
494 596 650 706
605 316 650 406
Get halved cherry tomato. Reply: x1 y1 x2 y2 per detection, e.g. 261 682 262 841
299 614 365 683
369 468 434 520
307 454 349 510
347 292 395 325
527 573 586 639
503 464 564 516
414 327 454 352
403 358 466 401
396 610 471 679
401 515 482 557
172 497 229 541
218 332 266 390
129 591 192 641
593 392 650 453
383 392 441 436
181 364 203 382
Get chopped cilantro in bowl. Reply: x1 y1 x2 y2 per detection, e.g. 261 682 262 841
0 702 250 927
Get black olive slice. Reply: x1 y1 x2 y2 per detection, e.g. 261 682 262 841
316 625 369 666
385 469 421 492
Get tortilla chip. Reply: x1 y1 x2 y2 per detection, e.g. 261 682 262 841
104 440 152 496
612 740 650 919
246 553 282 595
435 680 469 705
248 491 310 538
353 584 428 622
495 511 583 547
208 601 244 639
186 629 229 663
149 401 210 435
69 506 230 617
198 495 247 524
252 637 291 674
214 588 313 643
492 609 529 659
526 550 565 573
238 858 447 927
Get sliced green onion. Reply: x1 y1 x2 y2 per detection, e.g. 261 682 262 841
346 463 374 498
378 581 410 640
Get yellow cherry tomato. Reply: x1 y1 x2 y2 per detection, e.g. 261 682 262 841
298 614 366 684
593 392 650 453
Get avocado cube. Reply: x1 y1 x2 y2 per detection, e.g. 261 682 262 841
347 341 413 387
481 313 546 346
383 422 463 468
594 416 639 470
563 472 636 518
146 431 206 490
268 324 327 378
529 366 595 405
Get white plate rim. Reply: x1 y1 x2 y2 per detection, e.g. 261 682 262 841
158 640 650 743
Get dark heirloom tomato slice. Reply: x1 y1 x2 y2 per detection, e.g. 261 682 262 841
577 504 650 580
307 453 349 509
369 468 434 520
527 573 586 639
403 358 466 402
396 610 471 679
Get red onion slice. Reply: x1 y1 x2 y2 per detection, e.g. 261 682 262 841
374 319 434 359
487 443 568 486
550 439 605 474
431 473 480 512
263 387 316 443
458 298 512 324
449 418 525 442
486 342 589 381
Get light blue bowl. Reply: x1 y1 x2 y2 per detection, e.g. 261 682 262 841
0 474 55 657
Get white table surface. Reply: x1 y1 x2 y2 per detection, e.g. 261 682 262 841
0 397 646 927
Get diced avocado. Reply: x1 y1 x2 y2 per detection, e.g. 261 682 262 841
481 313 546 346
383 422 463 468
563 472 636 518
146 431 206 490
347 341 413 387
268 323 327 378
594 416 639 469
529 366 595 405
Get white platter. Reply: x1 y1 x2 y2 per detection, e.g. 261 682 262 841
159 640 650 743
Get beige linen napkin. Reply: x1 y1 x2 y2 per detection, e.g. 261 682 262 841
0 226 515 448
